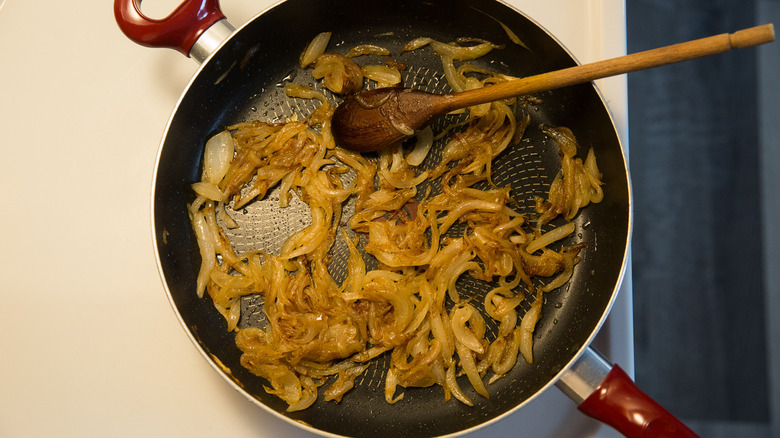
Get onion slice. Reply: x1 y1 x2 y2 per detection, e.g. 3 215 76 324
300 31 332 68
347 44 391 58
526 221 576 254
361 65 402 87
406 126 434 166
203 131 235 184
519 290 543 364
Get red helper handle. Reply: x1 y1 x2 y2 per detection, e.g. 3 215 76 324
114 0 225 56
578 365 699 437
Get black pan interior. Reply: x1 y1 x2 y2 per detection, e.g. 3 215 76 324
152 0 630 436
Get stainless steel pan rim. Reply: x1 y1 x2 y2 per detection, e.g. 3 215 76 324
122 0 664 436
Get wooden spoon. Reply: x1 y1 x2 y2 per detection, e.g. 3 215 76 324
332 24 774 153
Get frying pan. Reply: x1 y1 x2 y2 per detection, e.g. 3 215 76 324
115 0 696 436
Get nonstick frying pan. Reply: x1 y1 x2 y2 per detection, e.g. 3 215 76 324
115 0 696 436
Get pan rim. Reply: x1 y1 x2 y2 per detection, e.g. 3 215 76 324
148 0 633 436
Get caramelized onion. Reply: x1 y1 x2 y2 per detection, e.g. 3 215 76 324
526 221 576 254
323 364 369 402
191 181 225 202
285 83 330 105
188 30 605 412
400 37 433 54
312 53 364 95
536 126 604 231
361 65 402 87
451 304 486 353
430 39 496 61
347 44 391 58
519 290 543 364
388 114 415 137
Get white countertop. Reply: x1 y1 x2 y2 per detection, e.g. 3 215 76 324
0 1 630 436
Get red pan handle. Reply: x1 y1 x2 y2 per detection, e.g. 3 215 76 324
113 0 225 56
578 365 698 437
558 348 698 437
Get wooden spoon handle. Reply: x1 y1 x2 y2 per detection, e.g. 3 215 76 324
440 24 775 111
